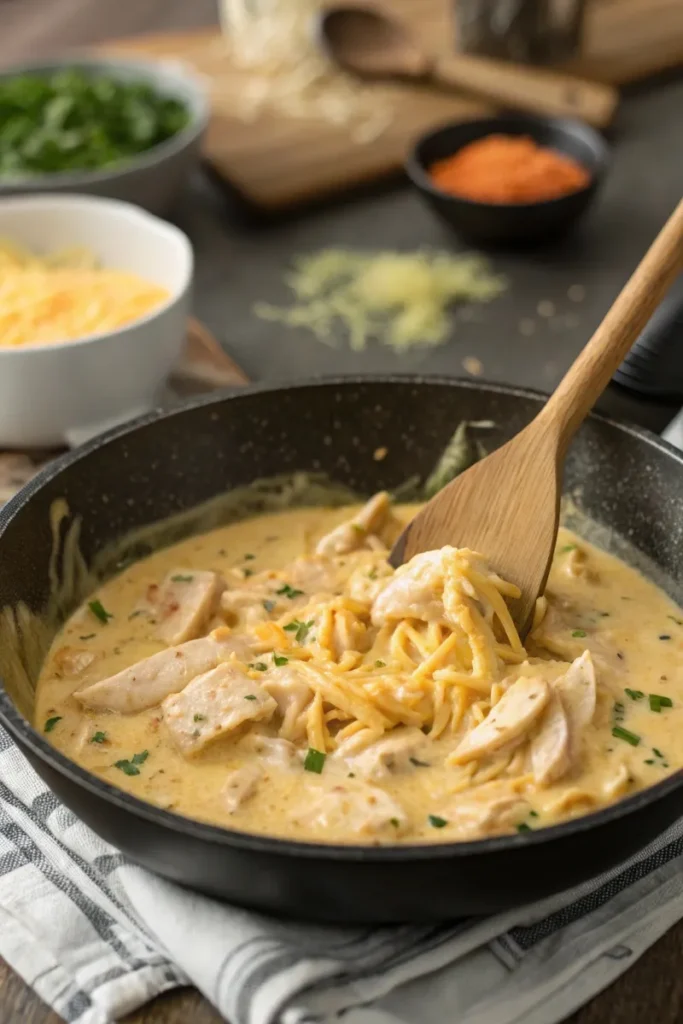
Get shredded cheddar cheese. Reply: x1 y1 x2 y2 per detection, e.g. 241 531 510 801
0 240 169 348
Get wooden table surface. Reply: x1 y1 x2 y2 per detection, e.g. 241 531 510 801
2 1 683 1021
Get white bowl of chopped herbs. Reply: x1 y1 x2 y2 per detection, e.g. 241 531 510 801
0 59 209 213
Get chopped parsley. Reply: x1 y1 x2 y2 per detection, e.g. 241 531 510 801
368 568 378 580
428 815 448 829
390 817 400 827
347 772 355 778
114 750 149 776
284 619 314 643
276 583 304 599
649 694 673 713
44 716 62 733
243 568 254 578
128 610 143 620
375 660 386 668
79 633 96 641
560 544 577 553
244 694 258 701
653 748 665 759
263 599 276 613
625 689 644 701
572 629 587 638
273 654 289 667
250 662 268 672
529 810 539 818
171 574 194 583
244 553 255 560
409 756 430 767
90 731 108 744
658 634 671 641
612 726 640 747
88 599 112 624
644 759 656 765
516 823 532 833
304 748 326 774
193 714 206 722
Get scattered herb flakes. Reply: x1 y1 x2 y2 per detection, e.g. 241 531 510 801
653 748 665 759
390 817 400 827
128 610 143 620
244 694 258 701
250 662 268 672
90 731 107 744
659 634 671 641
571 629 587 638
79 633 96 641
193 714 206 722
131 750 149 765
114 759 140 777
516 823 532 833
276 583 304 599
284 618 314 643
304 748 326 774
273 654 289 667
368 568 378 580
560 544 577 553
409 757 430 767
612 701 625 723
262 599 276 613
44 716 62 733
428 815 448 829
88 599 112 624
612 726 640 747
529 810 539 818
348 772 356 778
171 574 194 583
644 759 656 765
375 660 386 668
625 689 644 701
243 568 254 578
649 694 673 713
244 553 255 560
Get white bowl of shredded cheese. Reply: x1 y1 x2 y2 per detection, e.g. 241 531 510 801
0 194 193 448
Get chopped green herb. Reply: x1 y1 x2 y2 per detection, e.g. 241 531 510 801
276 583 304 599
273 654 289 667
529 810 539 818
649 694 673 712
625 689 644 701
244 694 258 701
368 568 378 580
304 748 326 774
88 599 112 624
114 760 140 777
375 660 386 668
348 772 355 778
612 726 640 747
613 701 625 715
283 619 314 643
250 662 268 672
90 731 107 744
193 714 206 722
653 748 665 759
409 757 430 767
428 815 448 829
644 759 655 765
128 610 143 620
390 817 400 827
262 599 276 613
79 633 96 641
659 634 671 641
44 716 62 733
572 629 587 638
516 823 532 833
131 750 149 765
244 553 255 560
171 574 194 583
560 544 577 553
243 568 254 578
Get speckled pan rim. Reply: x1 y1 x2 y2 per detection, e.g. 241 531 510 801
1 374 682 863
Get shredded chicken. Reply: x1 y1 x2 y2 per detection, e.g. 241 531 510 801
155 569 225 645
446 781 531 839
315 492 391 557
223 764 263 812
451 677 549 765
342 727 428 780
295 782 409 839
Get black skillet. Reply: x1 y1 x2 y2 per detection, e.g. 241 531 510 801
1 377 682 923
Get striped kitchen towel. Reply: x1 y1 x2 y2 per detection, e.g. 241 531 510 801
1 723 683 1024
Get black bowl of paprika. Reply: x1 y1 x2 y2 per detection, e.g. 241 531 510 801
406 114 609 246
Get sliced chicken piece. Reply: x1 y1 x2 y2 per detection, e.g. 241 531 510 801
556 651 597 734
451 677 549 765
223 764 263 812
601 762 633 800
154 569 225 646
75 633 253 714
237 732 299 768
295 782 409 839
315 492 391 557
347 558 393 604
530 690 570 785
262 665 313 739
287 556 347 595
372 549 448 627
162 663 276 756
52 646 98 678
446 781 531 839
343 726 428 780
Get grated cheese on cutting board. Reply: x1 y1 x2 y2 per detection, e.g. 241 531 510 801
0 240 169 348
217 0 394 142
254 248 506 351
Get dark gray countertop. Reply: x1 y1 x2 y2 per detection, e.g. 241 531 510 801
172 76 683 436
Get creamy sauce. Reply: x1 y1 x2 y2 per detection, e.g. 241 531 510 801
35 502 683 845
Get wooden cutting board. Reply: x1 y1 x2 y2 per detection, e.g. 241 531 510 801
101 0 683 210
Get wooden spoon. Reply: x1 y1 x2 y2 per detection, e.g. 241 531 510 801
391 197 683 633
318 4 618 128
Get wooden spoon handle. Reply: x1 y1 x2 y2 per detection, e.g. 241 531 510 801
540 196 683 448
433 53 618 128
